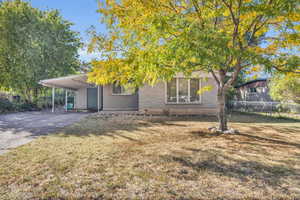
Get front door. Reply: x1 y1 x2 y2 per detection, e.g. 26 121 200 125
87 88 98 111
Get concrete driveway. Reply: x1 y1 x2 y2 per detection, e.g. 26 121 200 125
0 111 90 155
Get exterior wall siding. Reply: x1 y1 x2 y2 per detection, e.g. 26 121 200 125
74 87 87 109
139 78 218 115
102 84 138 111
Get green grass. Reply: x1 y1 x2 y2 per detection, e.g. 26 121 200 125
0 112 300 199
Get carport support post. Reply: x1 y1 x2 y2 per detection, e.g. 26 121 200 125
52 87 55 113
65 89 68 112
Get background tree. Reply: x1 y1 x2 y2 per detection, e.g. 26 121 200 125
79 61 93 73
0 0 81 102
269 73 300 104
88 0 300 131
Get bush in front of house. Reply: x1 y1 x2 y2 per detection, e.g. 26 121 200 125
0 98 40 113
277 103 300 114
0 98 15 113
15 102 40 112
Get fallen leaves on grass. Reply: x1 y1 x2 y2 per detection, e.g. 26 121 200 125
0 113 299 199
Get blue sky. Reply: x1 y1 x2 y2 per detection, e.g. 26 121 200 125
25 0 106 61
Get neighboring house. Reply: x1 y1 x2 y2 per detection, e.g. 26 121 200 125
39 72 218 115
234 79 274 102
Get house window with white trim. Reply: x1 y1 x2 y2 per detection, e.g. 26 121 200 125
166 78 201 104
112 83 135 95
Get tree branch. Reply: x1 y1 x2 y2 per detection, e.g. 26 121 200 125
210 70 220 85
191 0 202 22
224 60 243 88
272 65 300 74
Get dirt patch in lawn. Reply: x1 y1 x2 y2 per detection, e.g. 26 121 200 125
0 113 299 199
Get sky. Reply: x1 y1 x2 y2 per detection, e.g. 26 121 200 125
24 0 106 61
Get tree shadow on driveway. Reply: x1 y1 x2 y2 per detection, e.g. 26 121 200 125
0 111 90 154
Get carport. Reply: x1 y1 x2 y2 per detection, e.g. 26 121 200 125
39 74 102 112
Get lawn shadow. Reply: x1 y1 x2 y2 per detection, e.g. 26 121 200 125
57 112 300 142
236 132 300 149
164 111 300 124
189 130 223 138
161 148 300 188
175 123 300 189
189 125 300 150
57 115 191 143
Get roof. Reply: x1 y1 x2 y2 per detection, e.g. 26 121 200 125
235 78 267 88
39 74 93 90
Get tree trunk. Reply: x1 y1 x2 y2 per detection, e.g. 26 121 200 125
217 87 228 132
33 88 39 103
22 88 32 103
210 69 235 132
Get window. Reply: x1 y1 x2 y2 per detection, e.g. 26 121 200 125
249 88 257 93
166 78 201 104
190 79 200 102
178 78 189 103
167 79 177 102
112 83 135 95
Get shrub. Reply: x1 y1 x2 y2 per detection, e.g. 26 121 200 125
0 98 41 113
269 73 300 104
277 103 300 114
0 98 15 113
16 102 40 112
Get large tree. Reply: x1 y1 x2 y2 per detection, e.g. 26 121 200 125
0 0 81 102
88 0 300 131
269 73 300 104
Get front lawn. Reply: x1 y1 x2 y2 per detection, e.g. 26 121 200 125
0 113 300 199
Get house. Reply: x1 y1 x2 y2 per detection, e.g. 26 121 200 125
39 72 218 115
234 79 274 102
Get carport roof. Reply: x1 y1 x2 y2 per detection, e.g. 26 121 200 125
39 74 93 90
